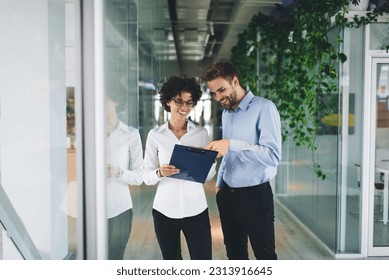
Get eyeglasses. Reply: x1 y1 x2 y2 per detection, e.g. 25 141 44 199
171 98 195 108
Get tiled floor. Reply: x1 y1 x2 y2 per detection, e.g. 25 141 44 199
9 179 389 260
124 181 334 260
0 180 335 260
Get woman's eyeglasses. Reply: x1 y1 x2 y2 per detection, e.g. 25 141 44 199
171 98 195 108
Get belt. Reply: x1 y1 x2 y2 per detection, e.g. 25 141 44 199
221 180 269 193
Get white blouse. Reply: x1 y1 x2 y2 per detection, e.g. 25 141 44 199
106 121 143 218
143 120 216 219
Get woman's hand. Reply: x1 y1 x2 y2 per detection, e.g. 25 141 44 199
107 164 122 177
159 164 180 177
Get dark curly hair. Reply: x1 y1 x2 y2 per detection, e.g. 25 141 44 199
159 75 202 112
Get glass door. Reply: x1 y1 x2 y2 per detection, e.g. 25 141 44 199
368 58 389 256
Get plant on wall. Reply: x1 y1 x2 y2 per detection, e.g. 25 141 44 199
231 0 389 179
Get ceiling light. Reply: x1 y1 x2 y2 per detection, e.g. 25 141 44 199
209 22 214 36
203 33 210 47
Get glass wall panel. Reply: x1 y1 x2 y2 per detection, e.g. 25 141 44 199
103 0 182 260
339 27 365 253
370 23 389 50
275 27 341 253
0 0 80 259
64 0 81 259
104 0 216 259
275 26 366 254
276 137 338 251
373 62 389 247
104 0 148 260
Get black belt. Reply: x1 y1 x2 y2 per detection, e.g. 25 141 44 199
221 180 269 193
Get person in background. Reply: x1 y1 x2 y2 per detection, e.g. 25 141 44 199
203 61 281 260
105 87 143 260
143 75 215 260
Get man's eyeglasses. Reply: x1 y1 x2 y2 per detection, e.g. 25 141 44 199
171 98 195 108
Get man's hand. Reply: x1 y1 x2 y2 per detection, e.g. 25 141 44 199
205 139 230 158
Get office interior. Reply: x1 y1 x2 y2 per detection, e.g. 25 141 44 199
1 0 389 260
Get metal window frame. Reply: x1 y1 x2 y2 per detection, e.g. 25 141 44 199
77 0 107 260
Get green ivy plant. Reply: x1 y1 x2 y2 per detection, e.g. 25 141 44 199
231 0 389 180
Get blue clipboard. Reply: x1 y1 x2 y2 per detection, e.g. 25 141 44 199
168 144 217 183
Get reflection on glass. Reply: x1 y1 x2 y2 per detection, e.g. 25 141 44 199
62 1 79 259
377 64 389 102
105 0 144 259
105 90 143 259
370 23 389 51
0 0 78 259
275 27 341 253
374 63 389 247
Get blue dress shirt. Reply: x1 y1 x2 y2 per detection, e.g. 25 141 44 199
216 91 282 188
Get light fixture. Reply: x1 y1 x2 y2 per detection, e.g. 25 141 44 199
208 39 216 56
208 22 214 36
203 33 210 47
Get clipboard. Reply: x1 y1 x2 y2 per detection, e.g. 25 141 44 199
168 144 217 183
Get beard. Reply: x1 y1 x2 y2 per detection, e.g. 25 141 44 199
219 88 237 110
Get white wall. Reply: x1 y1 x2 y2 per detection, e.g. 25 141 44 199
0 0 68 259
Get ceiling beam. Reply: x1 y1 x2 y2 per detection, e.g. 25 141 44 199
168 0 183 72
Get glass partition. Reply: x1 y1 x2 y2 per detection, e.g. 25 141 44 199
337 27 365 253
372 60 389 250
103 0 174 259
103 0 218 259
0 0 80 259
104 0 147 260
275 26 365 254
370 23 389 51
5 0 384 260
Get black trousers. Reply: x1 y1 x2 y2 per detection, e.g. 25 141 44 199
152 208 212 260
108 208 133 260
216 181 277 260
